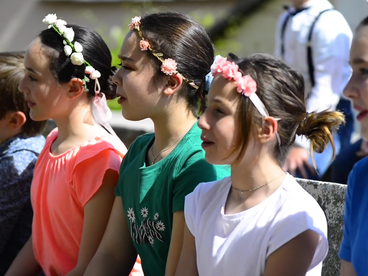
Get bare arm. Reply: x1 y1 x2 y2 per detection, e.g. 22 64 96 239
174 223 198 276
262 230 320 276
340 260 357 276
65 169 118 276
5 235 42 276
84 196 137 276
165 211 186 276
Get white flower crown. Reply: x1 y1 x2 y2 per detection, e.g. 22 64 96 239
42 14 101 92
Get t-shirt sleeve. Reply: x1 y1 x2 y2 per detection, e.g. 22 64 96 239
339 169 355 262
267 194 328 270
73 149 122 206
184 187 200 237
172 151 221 213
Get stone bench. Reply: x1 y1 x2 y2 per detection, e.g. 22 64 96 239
297 178 347 276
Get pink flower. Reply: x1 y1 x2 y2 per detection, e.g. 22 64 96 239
236 75 257 96
222 61 239 80
129 16 141 30
140 40 150 51
211 57 228 76
161 58 177 75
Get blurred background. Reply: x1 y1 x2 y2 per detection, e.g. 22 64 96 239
0 0 364 62
0 0 366 145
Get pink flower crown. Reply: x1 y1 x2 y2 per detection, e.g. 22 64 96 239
211 57 269 118
129 16 198 90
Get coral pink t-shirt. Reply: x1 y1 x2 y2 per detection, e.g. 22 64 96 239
31 129 127 276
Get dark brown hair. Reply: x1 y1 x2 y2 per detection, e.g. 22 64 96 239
139 12 215 114
38 24 117 100
0 52 47 136
227 53 344 167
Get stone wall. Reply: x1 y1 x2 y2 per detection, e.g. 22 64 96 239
297 178 346 276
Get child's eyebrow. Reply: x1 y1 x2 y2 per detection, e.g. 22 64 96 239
118 55 134 62
25 67 41 75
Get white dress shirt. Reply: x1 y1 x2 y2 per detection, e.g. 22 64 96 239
274 0 352 148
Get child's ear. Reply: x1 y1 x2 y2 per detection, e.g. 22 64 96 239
67 78 85 99
7 111 27 130
258 116 278 144
163 74 183 96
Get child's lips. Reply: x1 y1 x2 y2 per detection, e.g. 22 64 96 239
26 100 35 108
117 95 126 105
353 105 368 121
357 110 368 121
201 136 214 149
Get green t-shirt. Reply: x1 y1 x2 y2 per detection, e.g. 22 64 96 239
115 122 229 276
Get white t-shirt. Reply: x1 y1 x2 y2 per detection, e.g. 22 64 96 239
184 174 328 276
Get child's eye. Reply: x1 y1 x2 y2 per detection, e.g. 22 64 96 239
360 68 368 75
28 75 37 81
215 108 224 115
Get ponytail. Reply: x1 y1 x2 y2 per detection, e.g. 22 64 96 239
296 110 345 168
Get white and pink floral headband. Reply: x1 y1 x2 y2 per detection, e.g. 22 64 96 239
211 57 281 145
42 14 125 146
129 16 198 90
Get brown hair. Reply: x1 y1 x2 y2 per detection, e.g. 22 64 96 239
138 12 215 115
227 53 344 167
0 52 47 136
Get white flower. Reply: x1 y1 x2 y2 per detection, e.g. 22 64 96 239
42 14 57 25
58 25 67 34
70 52 84 65
63 27 75 42
64 45 72 56
55 19 67 28
74 41 83 53
85 66 95 74
90 70 101 80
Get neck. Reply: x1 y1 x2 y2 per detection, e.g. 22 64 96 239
291 0 311 9
150 105 198 150
52 98 99 143
231 150 284 193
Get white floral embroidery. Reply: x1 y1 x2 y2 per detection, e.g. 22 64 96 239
156 221 165 231
127 207 135 222
154 213 159 220
148 236 154 246
141 207 149 218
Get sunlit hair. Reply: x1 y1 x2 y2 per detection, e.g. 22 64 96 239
226 53 344 167
0 52 47 136
135 12 215 115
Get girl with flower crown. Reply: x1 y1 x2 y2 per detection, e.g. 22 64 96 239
175 53 345 276
5 14 139 276
85 12 230 276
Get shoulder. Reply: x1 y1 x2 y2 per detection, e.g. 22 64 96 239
7 135 45 155
186 177 230 205
278 175 326 222
127 133 154 153
311 6 351 36
347 156 368 192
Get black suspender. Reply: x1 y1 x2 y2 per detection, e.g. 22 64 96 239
306 9 334 87
281 8 334 88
